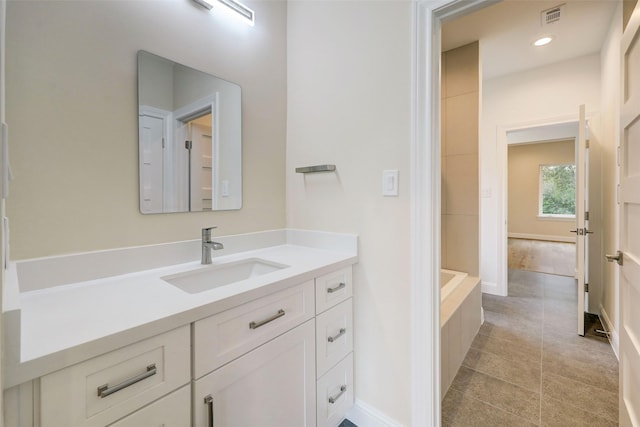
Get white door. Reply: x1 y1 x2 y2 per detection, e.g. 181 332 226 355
617 2 640 424
138 114 164 214
575 104 590 336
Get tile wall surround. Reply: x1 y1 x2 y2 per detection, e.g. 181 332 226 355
441 42 479 276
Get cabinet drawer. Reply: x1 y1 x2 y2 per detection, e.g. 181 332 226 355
315 267 352 314
316 298 353 378
40 326 190 427
194 280 315 378
317 353 354 427
108 385 190 427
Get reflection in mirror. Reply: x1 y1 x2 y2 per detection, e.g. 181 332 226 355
137 50 242 213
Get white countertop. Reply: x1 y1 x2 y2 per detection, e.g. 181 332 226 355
3 230 358 388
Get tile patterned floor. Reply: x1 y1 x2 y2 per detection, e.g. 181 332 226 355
442 269 619 426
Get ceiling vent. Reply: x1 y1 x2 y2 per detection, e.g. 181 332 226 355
541 4 565 26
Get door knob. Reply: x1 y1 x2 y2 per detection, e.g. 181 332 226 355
605 250 623 266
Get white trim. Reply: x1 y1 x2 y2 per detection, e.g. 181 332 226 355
412 1 498 425
346 400 404 427
600 304 619 359
508 233 576 243
411 2 440 425
480 280 499 295
536 215 575 221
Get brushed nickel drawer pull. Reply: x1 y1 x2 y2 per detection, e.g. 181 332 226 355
327 282 346 293
328 328 346 343
204 394 214 427
97 364 157 398
249 309 285 329
328 385 347 404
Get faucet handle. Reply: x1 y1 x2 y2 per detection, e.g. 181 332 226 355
202 226 217 239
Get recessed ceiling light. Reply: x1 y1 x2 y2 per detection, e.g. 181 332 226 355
533 36 554 47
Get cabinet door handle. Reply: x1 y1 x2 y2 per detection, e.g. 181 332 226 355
328 328 346 343
97 364 157 398
249 309 285 329
328 385 347 404
327 282 346 294
204 395 214 427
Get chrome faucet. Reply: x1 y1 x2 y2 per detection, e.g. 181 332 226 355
201 227 224 264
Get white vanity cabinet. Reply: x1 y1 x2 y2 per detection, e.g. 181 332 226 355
5 264 355 427
314 268 354 427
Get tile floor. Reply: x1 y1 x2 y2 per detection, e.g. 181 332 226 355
442 269 619 426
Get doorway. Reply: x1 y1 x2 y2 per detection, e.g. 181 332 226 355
420 0 617 425
506 124 579 280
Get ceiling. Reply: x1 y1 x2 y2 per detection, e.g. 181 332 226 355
442 0 619 80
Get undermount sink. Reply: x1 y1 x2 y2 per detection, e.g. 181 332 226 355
162 258 289 294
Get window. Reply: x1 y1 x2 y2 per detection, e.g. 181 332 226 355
539 164 576 217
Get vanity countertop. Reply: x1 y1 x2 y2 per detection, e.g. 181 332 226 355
3 230 358 388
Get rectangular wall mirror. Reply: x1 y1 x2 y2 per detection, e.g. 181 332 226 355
137 50 242 214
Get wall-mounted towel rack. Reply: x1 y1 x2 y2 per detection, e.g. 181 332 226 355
295 165 336 174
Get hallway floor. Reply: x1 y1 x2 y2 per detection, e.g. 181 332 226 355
442 269 619 426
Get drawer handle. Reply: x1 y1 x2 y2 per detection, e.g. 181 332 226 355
328 328 346 343
327 282 346 294
204 394 214 427
97 364 157 398
328 385 347 404
249 309 285 329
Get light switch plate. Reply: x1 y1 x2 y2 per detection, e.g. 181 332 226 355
382 170 399 196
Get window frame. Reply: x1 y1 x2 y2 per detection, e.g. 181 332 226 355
538 163 577 219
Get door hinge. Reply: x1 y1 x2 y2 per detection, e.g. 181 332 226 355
162 137 165 149
585 211 589 221
585 283 589 292
585 139 590 149
185 140 193 150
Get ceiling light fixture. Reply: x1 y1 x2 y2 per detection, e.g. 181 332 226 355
533 36 553 47
192 0 255 26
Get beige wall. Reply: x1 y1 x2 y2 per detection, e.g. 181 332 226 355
287 1 412 423
508 140 576 240
6 0 287 260
441 43 479 276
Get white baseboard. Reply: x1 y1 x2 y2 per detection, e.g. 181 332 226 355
346 399 404 427
481 281 499 295
508 233 575 243
599 305 619 360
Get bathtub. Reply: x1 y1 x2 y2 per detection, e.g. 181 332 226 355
440 269 468 302
440 268 482 398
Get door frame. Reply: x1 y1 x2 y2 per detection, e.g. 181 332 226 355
411 0 497 425
497 116 582 297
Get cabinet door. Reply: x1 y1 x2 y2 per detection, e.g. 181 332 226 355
194 320 316 427
108 386 190 427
